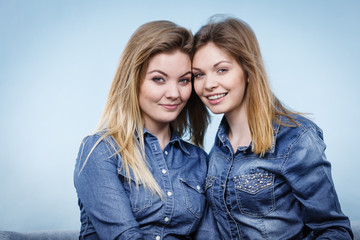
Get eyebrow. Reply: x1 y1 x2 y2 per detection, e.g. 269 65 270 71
147 70 192 78
148 70 168 77
214 61 232 67
180 71 192 78
192 60 232 71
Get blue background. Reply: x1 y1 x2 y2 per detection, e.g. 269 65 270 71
1 0 359 231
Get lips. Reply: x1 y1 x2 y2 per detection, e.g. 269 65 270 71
206 93 227 105
208 93 226 100
161 104 179 111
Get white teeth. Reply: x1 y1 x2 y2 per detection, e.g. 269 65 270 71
208 93 226 100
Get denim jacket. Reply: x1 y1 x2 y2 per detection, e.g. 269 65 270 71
74 129 219 240
205 115 353 240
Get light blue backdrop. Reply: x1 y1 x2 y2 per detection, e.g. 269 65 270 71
1 0 359 231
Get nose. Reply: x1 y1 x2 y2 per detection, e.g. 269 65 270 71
204 74 219 90
165 81 180 99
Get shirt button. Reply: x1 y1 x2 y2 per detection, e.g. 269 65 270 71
156 236 161 240
164 217 169 222
164 150 168 155
161 169 167 174
196 185 201 190
167 191 172 196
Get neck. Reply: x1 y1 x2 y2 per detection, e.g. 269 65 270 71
145 122 171 150
225 107 251 153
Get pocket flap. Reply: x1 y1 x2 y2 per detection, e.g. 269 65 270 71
179 178 204 194
117 167 142 185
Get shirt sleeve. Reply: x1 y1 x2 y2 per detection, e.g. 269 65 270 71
283 127 353 239
74 135 144 240
192 202 221 240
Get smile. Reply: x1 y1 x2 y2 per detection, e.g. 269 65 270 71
208 93 226 100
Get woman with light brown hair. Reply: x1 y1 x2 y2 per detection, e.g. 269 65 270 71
192 16 353 239
73 20 217 239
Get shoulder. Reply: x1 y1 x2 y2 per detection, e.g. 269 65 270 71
273 114 325 155
279 114 323 139
180 139 208 165
77 131 119 162
179 139 208 159
177 140 209 179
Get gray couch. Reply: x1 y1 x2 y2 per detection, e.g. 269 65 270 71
0 230 78 240
1 221 360 240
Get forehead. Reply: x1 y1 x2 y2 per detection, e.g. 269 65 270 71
193 42 233 65
147 50 191 71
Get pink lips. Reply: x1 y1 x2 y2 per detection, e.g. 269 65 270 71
207 93 226 105
161 104 178 111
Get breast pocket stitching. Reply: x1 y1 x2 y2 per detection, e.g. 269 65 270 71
233 171 275 217
179 178 206 219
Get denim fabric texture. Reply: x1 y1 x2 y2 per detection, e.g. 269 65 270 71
206 115 353 240
74 129 218 240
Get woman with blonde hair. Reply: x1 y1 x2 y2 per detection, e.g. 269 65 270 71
192 16 353 239
74 20 216 239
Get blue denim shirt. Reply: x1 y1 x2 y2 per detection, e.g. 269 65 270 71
74 129 219 240
206 115 353 240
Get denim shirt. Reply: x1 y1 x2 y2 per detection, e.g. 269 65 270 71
74 129 219 240
206 115 353 240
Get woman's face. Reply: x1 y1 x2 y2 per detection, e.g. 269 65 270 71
139 50 192 130
192 42 247 117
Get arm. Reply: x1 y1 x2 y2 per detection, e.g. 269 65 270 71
74 135 144 240
283 127 353 239
192 202 221 240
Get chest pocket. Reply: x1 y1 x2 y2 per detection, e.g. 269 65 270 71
117 168 153 213
233 170 275 218
179 178 206 218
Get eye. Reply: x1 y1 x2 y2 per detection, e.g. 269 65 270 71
152 77 165 83
217 68 228 74
179 78 190 84
193 72 204 79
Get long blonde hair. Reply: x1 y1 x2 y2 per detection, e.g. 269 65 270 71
82 21 209 196
193 16 298 156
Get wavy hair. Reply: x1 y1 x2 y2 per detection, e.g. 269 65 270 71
81 21 209 196
193 16 298 156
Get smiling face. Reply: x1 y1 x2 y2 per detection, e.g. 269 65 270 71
139 50 192 131
193 42 247 117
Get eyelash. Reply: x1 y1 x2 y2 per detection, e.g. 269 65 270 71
194 73 204 79
152 77 165 82
179 78 190 84
217 68 228 73
151 77 190 84
193 68 228 79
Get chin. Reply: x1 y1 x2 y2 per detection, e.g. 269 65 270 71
207 107 225 115
159 115 178 124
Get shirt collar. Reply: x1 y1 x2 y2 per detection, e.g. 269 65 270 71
216 116 281 154
168 132 190 155
139 128 190 155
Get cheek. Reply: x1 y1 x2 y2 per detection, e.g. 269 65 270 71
181 85 192 101
193 81 203 96
140 83 162 102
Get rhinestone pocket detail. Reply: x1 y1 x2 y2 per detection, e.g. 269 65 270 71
233 171 274 194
